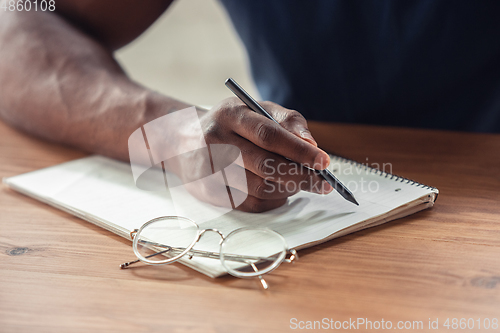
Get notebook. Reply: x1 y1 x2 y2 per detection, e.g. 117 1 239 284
3 155 438 278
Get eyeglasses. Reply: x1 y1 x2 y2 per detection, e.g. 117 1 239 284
120 216 298 289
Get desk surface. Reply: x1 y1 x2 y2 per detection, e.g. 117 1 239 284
1 120 499 333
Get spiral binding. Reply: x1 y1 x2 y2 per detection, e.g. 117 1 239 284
329 155 438 192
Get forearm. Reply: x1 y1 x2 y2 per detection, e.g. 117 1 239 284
0 8 189 161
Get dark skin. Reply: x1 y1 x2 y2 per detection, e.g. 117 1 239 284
0 0 333 212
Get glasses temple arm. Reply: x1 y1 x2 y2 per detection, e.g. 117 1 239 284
121 235 297 274
247 261 268 290
120 247 172 268
246 250 297 290
120 240 278 268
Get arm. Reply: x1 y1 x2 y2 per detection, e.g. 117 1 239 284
0 0 332 212
0 0 184 160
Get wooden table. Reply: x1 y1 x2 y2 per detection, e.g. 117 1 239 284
1 119 499 333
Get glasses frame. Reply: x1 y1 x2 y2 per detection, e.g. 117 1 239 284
121 216 298 289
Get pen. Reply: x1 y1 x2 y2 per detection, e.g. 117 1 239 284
225 77 359 206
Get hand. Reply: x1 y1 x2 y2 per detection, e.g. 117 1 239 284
169 98 333 213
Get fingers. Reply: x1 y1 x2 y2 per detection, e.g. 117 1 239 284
242 168 333 199
225 135 333 195
183 173 288 212
228 168 300 200
228 104 330 170
235 193 288 213
193 98 334 213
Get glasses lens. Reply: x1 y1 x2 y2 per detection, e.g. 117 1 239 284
133 216 198 265
220 228 287 278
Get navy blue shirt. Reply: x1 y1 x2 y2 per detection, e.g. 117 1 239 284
220 0 500 132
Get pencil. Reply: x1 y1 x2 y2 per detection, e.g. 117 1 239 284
225 77 359 206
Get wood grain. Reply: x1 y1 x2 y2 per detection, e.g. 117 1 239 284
1 120 499 333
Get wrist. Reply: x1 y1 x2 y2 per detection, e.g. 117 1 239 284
140 91 207 177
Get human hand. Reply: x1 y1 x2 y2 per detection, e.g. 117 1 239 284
169 98 333 213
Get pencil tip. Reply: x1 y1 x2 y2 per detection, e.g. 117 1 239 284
346 194 359 206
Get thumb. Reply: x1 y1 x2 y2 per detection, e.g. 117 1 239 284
296 127 318 147
281 111 318 147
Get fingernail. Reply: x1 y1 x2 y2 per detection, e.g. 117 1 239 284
300 130 317 147
313 151 330 170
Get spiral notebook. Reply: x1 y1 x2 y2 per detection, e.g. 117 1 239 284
3 155 438 278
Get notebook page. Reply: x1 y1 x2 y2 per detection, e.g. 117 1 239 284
4 155 438 277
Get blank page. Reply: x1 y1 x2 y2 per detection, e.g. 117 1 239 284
4 155 438 277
